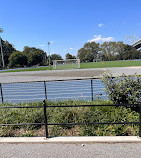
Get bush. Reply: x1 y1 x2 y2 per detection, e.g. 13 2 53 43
101 72 141 112
79 106 139 136
0 100 139 137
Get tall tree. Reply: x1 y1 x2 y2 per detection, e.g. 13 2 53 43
23 46 47 66
0 39 16 68
77 42 100 62
100 41 124 61
121 44 141 60
49 54 63 65
65 53 76 60
100 42 141 61
27 51 44 66
8 51 27 68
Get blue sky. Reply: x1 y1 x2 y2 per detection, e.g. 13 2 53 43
0 0 141 59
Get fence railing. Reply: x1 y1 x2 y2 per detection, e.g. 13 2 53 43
0 78 107 103
0 100 141 138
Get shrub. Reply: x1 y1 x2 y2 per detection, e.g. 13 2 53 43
0 100 139 136
101 72 141 112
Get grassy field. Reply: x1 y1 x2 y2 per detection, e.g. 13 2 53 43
0 60 141 73
80 60 141 69
0 66 53 73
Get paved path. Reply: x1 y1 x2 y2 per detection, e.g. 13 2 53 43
0 66 141 83
1 143 141 158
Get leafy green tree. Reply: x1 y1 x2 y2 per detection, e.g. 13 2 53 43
100 42 141 61
65 53 76 60
8 51 27 68
77 42 100 62
121 45 141 60
27 51 44 66
0 39 16 68
49 54 63 65
23 46 47 65
101 42 124 61
23 46 42 55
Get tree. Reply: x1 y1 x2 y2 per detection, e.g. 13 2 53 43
65 53 76 60
23 46 47 65
100 41 124 61
0 39 16 68
27 51 44 66
8 51 27 68
121 45 141 60
77 42 100 62
100 42 141 61
49 54 63 65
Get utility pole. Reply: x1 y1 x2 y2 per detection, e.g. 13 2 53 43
48 41 51 67
0 28 5 69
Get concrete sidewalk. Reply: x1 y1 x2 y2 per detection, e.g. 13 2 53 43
1 136 141 143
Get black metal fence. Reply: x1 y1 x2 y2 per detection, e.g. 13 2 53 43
0 78 107 103
0 100 141 138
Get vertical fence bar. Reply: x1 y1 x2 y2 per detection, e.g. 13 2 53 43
0 83 4 104
43 100 48 138
139 104 141 137
91 79 93 102
44 81 47 101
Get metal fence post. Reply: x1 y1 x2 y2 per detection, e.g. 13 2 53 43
139 103 141 137
44 81 47 101
0 83 3 104
91 79 93 102
43 100 48 138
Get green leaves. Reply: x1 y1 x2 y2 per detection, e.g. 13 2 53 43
0 39 16 68
101 72 141 111
8 47 47 68
77 41 141 62
8 51 27 68
0 100 139 136
27 51 43 66
77 42 100 62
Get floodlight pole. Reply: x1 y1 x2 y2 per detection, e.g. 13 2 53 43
0 28 5 69
48 41 51 67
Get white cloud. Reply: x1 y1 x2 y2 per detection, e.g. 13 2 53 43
98 23 104 27
88 35 115 43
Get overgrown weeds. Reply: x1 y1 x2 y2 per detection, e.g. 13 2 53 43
0 100 139 137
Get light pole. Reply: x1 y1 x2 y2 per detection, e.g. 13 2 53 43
48 41 51 67
0 28 5 69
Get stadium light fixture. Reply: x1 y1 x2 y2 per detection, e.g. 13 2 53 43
0 28 3 33
48 42 51 67
0 28 5 68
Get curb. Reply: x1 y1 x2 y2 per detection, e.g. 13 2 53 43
1 136 141 144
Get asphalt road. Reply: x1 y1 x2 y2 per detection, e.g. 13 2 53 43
0 143 141 158
0 66 141 83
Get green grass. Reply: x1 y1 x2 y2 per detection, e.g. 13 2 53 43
0 66 53 73
1 60 141 73
80 60 141 69
0 100 139 137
